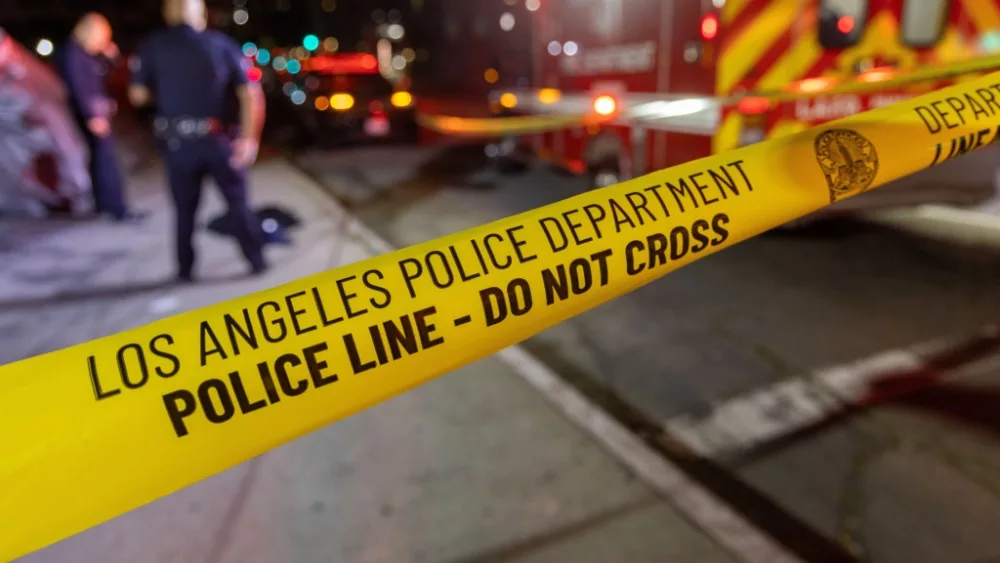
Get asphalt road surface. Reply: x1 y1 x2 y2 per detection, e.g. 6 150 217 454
297 143 1000 563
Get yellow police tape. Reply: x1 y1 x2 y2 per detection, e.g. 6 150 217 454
4 71 1000 561
416 112 604 137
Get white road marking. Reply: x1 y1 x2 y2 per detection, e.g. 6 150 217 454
286 165 803 563
666 326 1000 460
497 346 802 563
865 204 1000 246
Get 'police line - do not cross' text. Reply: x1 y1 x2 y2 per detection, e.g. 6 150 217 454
85 158 753 439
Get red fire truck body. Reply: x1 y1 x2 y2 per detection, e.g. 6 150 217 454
497 0 1000 213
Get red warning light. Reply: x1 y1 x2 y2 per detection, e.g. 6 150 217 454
837 15 855 34
701 14 719 41
737 96 770 115
247 66 263 81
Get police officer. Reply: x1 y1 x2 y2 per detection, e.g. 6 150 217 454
56 13 145 222
128 0 267 282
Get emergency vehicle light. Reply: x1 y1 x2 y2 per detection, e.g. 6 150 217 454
859 67 894 82
700 14 719 41
736 97 770 115
837 16 855 34
593 95 616 116
788 76 838 93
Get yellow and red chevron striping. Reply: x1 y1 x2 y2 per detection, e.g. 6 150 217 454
713 0 1000 154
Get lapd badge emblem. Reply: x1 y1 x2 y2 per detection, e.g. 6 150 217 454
813 129 879 204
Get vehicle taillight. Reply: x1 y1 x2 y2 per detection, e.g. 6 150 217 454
700 14 719 41
593 95 616 116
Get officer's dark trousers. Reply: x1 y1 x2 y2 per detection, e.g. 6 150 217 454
163 136 265 277
86 134 128 219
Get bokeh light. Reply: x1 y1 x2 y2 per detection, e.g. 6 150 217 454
35 39 53 56
499 13 515 31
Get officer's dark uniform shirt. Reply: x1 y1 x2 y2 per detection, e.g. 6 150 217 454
55 40 112 133
130 25 250 127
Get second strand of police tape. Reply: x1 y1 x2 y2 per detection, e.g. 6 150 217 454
3 72 1000 562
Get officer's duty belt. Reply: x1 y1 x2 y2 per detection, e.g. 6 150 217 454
153 117 227 139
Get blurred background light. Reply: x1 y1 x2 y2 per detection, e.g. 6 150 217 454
35 39 53 56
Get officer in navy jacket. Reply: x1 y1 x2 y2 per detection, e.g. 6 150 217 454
56 13 145 221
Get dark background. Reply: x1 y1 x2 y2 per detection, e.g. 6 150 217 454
2 0 537 100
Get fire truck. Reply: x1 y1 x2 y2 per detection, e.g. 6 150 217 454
494 0 1000 214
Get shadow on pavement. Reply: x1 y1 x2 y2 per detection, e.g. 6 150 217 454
762 217 874 238
295 141 497 212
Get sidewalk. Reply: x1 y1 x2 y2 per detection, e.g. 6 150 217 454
1 158 743 563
